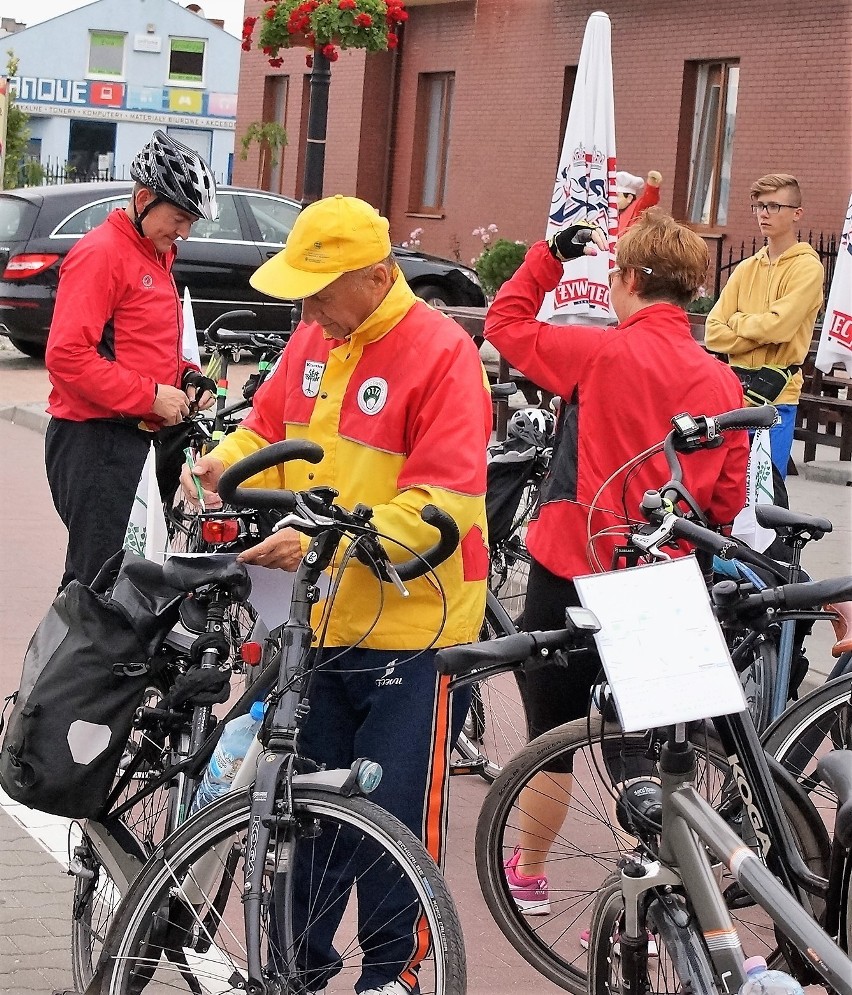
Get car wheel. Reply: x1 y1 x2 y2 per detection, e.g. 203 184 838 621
7 337 46 359
413 283 454 308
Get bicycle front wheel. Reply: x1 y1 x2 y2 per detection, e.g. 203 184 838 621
97 786 465 995
587 875 717 995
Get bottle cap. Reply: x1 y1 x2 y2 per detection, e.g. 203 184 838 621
250 700 266 721
743 956 768 975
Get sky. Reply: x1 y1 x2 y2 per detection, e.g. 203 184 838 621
1 0 246 39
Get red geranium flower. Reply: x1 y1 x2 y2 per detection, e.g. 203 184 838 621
354 13 373 27
268 57 285 67
386 31 399 48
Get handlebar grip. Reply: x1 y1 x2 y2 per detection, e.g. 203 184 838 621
394 505 460 581
669 517 739 558
435 628 579 676
775 576 852 612
712 405 777 431
217 440 324 510
205 310 258 343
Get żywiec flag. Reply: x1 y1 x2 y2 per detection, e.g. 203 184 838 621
539 10 618 325
182 286 202 369
815 193 852 375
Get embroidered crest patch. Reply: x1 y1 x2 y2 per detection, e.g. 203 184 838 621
302 360 325 397
357 377 388 415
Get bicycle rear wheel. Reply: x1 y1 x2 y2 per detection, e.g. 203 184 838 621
96 786 466 995
475 716 828 994
452 592 528 781
587 875 717 995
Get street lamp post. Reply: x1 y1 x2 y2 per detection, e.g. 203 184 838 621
301 48 332 209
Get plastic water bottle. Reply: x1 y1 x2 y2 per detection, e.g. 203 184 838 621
737 956 805 995
190 701 265 815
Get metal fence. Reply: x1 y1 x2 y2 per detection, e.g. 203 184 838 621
16 158 229 187
713 230 837 301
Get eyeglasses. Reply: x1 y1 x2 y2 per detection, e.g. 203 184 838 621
609 265 653 286
751 201 800 215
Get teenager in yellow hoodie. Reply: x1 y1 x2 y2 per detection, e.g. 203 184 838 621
705 173 824 477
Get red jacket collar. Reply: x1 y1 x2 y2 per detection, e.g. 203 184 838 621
107 208 177 270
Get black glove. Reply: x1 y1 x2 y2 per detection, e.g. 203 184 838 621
182 369 217 397
548 222 600 262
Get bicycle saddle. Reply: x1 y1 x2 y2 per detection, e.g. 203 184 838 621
755 505 832 537
163 553 251 598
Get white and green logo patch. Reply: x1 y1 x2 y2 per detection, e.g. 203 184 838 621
302 360 325 398
357 377 388 415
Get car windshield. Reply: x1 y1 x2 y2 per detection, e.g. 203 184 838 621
242 194 300 244
0 196 37 240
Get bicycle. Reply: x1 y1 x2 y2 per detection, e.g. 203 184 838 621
84 438 466 995
437 405 849 993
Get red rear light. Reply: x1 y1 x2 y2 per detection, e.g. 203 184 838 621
200 518 240 544
240 641 263 667
2 254 61 280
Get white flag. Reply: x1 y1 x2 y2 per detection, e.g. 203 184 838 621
182 286 202 369
539 10 618 326
815 193 852 375
123 447 169 564
732 428 776 553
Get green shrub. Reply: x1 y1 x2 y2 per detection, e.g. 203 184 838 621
475 239 529 297
686 295 716 315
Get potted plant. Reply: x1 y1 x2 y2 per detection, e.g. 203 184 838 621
243 0 408 67
471 225 529 299
239 121 289 186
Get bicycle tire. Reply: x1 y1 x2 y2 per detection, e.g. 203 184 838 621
739 638 776 737
452 593 528 782
475 716 828 994
70 677 175 989
763 671 852 836
587 874 717 995
96 786 466 995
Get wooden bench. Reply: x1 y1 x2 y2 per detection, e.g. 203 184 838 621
795 361 852 462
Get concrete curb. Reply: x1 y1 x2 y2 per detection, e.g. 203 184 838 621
0 402 49 436
798 459 852 487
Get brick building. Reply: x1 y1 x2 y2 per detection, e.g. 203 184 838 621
234 0 851 288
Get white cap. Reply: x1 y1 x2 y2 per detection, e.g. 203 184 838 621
616 171 645 197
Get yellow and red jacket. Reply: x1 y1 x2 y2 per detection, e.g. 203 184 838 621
211 272 492 649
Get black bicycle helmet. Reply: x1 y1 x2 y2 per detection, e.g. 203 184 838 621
507 407 556 449
130 130 219 228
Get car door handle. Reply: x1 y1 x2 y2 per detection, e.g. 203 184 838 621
265 250 278 258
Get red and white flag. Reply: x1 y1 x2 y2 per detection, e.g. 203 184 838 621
815 193 852 375
539 10 618 325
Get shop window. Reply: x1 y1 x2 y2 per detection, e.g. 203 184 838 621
409 73 454 215
684 60 739 226
168 38 206 85
88 30 126 79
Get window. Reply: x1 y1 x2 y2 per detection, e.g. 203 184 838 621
53 197 128 237
168 38 206 85
685 61 739 226
409 73 454 214
242 193 301 244
88 30 125 78
190 194 243 241
558 66 578 153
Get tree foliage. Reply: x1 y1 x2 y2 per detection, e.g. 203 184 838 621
3 51 41 189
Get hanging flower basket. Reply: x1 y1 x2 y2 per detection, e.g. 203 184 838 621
243 0 408 67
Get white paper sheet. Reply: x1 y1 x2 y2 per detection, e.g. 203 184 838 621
574 557 746 732
243 565 330 630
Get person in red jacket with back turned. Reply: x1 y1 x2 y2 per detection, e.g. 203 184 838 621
484 208 748 921
45 131 219 590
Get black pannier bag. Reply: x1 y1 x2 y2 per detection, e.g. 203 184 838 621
485 440 540 544
0 550 184 819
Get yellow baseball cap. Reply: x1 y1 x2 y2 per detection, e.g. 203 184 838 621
250 194 392 300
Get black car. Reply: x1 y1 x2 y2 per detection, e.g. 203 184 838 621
0 182 485 358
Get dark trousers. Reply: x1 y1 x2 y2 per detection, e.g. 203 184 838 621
45 418 151 591
281 647 470 994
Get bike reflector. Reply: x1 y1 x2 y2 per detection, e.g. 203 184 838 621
200 518 240 544
240 641 263 666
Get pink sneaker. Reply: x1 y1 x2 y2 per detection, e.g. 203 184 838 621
504 846 551 915
579 927 658 957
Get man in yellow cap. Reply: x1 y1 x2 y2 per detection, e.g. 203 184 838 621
181 194 492 994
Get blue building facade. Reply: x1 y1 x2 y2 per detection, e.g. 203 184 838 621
6 0 238 181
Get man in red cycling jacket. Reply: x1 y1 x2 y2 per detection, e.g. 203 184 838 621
45 131 219 590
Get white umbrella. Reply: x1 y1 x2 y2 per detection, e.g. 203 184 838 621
539 10 617 326
814 193 852 375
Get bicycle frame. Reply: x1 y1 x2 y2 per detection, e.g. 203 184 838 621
615 722 852 995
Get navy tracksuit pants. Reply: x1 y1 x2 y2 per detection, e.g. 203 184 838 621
282 647 471 993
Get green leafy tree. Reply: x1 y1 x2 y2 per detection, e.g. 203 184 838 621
3 52 42 189
475 238 529 298
239 121 288 187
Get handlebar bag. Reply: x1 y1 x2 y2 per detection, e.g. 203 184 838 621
486 441 541 543
0 550 184 819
